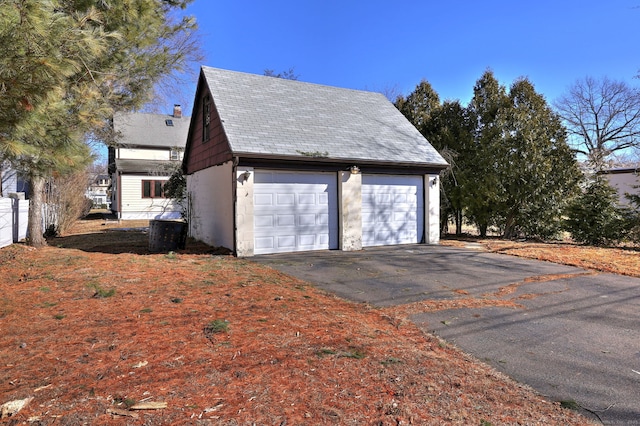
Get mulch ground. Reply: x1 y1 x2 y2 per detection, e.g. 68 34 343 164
0 218 612 424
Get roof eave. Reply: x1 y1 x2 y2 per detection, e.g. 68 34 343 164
235 152 449 170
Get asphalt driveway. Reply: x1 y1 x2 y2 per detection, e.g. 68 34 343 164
254 244 640 424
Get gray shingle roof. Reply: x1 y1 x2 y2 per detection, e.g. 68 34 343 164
114 159 181 174
114 111 190 149
201 67 448 168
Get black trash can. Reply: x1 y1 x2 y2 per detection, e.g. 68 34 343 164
148 219 187 252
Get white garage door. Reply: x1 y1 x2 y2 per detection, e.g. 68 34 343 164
253 171 338 255
362 174 424 247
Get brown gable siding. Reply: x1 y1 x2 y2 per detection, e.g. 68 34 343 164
184 85 233 174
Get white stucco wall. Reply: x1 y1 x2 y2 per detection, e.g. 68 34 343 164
187 161 234 250
119 175 181 220
338 170 362 251
425 174 440 244
235 168 254 257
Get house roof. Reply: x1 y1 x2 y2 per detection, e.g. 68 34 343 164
199 67 448 168
114 159 180 174
600 167 639 175
113 111 190 149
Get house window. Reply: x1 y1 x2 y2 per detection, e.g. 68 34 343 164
202 95 211 142
142 180 166 198
170 149 179 161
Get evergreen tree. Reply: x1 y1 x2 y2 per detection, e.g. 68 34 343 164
465 70 509 237
396 70 580 239
427 100 475 235
395 80 440 134
565 177 628 245
498 78 580 239
0 0 200 246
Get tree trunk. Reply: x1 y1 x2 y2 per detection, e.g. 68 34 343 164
503 211 518 239
27 175 46 247
455 209 463 235
478 222 488 238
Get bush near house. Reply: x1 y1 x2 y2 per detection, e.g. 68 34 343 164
564 178 634 246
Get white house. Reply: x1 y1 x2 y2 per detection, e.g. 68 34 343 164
182 67 448 256
0 161 29 198
109 105 190 220
86 174 111 208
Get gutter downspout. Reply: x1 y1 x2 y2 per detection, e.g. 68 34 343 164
232 156 239 255
117 171 122 221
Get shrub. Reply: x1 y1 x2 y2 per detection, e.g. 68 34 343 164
564 178 628 246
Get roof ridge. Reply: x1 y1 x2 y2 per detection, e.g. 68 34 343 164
201 65 384 97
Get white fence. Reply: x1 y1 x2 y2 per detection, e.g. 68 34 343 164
0 197 29 248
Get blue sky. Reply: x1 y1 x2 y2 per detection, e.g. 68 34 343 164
172 0 640 113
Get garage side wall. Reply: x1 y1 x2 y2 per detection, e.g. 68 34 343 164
187 161 234 250
425 174 440 244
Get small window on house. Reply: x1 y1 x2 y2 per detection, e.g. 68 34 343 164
170 149 179 161
142 180 167 198
202 95 211 142
165 119 174 126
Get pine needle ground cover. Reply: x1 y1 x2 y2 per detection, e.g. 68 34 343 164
0 219 617 424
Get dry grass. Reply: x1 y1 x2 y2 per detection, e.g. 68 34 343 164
441 237 640 278
0 218 610 424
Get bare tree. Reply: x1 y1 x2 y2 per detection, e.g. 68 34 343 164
555 76 640 170
264 67 299 80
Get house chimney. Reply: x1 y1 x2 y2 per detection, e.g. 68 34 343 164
173 104 182 118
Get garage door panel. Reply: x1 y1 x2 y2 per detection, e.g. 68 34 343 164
277 214 296 227
254 193 273 206
254 216 274 228
276 193 295 206
277 235 296 249
362 174 424 247
298 234 316 246
298 194 316 204
255 236 275 250
298 214 316 226
254 171 338 254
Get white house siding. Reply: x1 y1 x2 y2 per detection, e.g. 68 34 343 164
187 161 234 250
1 167 17 197
117 148 183 161
119 175 180 220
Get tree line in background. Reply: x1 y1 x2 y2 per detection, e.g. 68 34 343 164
1 1 638 248
0 0 201 246
395 70 640 245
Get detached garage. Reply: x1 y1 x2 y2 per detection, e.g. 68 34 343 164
182 67 448 256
